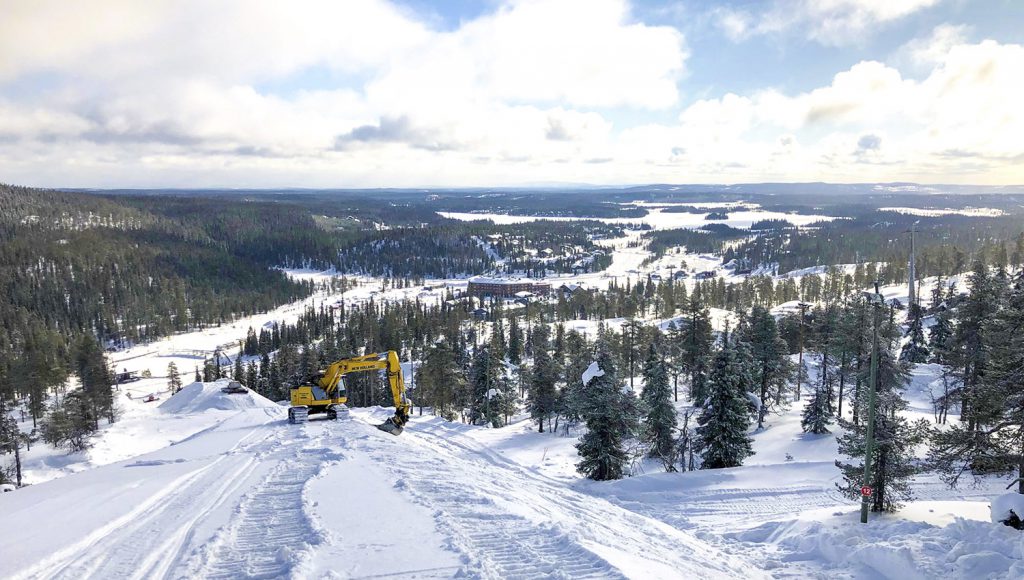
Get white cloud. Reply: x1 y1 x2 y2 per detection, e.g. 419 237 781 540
718 0 942 46
710 7 753 42
0 1 1021 187
613 34 1024 184
900 23 970 66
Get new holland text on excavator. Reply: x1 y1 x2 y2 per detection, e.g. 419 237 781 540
287 350 412 435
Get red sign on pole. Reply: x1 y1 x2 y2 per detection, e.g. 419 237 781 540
861 486 873 497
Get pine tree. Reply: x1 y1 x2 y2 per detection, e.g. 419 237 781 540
696 337 754 469
640 345 677 470
74 334 114 426
575 347 639 481
931 271 1024 493
836 311 927 512
167 362 182 394
899 304 930 363
620 319 643 391
41 390 96 452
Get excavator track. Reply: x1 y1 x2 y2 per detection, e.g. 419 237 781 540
287 406 308 424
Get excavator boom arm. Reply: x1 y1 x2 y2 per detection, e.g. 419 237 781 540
313 351 411 435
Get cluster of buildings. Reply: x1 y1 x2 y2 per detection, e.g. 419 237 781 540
467 276 552 299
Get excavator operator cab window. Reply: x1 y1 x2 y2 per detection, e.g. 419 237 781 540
336 377 347 399
311 386 329 400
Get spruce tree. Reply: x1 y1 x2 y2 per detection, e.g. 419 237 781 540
244 361 258 391
576 347 639 481
741 305 792 429
640 345 677 470
696 337 754 469
927 309 953 364
167 362 182 394
557 329 591 432
527 326 559 432
233 357 244 382
417 341 466 421
677 297 714 405
899 304 930 363
468 343 514 427
507 316 523 365
948 260 1000 430
801 384 832 434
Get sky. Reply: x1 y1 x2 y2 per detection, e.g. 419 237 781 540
1 0 1022 188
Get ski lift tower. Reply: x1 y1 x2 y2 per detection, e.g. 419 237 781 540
907 221 919 308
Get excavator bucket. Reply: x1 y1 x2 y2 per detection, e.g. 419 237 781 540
376 416 404 435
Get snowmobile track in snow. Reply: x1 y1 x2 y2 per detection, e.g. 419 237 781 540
193 432 335 579
24 425 280 580
340 421 631 579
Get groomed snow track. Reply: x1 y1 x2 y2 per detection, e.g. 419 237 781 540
5 410 764 580
189 433 338 579
25 424 281 580
335 416 760 579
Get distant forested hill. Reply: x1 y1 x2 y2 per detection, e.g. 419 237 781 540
0 185 351 383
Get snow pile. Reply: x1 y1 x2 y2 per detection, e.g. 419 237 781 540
582 361 604 386
992 493 1024 524
159 380 279 414
732 513 1024 578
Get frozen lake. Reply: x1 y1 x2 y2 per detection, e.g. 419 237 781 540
438 205 836 230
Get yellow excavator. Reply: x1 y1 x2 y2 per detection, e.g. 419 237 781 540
287 350 412 435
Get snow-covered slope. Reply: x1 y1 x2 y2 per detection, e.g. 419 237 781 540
1 406 762 579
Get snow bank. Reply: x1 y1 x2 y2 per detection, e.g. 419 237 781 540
160 380 279 414
992 493 1024 524
732 512 1024 578
582 361 605 386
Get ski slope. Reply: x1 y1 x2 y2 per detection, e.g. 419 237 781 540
0 384 760 579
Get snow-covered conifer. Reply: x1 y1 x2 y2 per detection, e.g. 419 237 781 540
696 337 754 469
640 345 677 470
576 347 639 481
899 304 930 363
